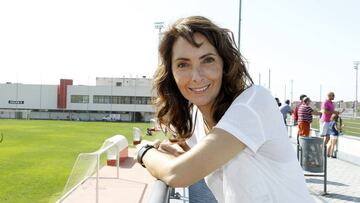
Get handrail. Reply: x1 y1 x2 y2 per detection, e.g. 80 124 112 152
148 180 170 203
57 135 128 203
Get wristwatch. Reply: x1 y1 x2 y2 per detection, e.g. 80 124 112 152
137 144 155 168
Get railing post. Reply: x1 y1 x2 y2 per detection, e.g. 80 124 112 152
116 146 119 179
323 144 327 195
96 154 99 203
297 133 300 161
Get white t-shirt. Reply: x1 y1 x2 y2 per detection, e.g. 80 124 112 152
186 85 314 203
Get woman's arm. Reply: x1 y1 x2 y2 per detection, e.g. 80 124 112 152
141 128 246 188
334 122 339 132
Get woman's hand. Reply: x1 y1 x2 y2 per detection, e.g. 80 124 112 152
158 140 186 157
134 139 161 157
135 139 186 157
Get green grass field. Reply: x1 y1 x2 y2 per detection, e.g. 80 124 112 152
311 117 360 137
0 119 167 203
1 117 359 203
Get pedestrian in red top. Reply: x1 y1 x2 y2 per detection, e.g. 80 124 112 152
293 94 307 125
298 97 321 137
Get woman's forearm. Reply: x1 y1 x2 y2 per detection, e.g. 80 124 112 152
142 148 177 185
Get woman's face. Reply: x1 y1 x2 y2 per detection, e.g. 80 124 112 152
171 33 223 112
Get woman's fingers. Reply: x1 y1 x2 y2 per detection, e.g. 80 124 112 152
159 143 185 157
152 139 161 148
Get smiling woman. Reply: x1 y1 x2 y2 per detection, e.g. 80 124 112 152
137 16 315 203
171 33 224 120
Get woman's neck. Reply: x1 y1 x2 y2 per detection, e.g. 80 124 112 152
198 108 214 129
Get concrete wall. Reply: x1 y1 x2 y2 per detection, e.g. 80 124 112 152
96 77 152 87
337 135 360 166
0 84 58 110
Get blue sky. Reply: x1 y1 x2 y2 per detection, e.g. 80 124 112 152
1 0 359 102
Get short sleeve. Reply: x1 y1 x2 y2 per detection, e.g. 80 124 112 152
215 103 266 153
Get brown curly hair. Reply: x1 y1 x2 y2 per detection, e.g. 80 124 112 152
153 16 253 140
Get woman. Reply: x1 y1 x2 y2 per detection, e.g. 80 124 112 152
136 16 314 202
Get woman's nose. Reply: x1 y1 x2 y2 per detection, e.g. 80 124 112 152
191 65 204 83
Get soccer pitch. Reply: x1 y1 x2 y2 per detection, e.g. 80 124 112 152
0 119 166 203
311 117 360 137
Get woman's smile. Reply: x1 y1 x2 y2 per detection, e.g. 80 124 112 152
189 84 210 94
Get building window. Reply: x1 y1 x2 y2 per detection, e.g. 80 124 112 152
124 96 131 104
71 95 89 103
103 96 110 104
116 82 122 87
93 95 152 104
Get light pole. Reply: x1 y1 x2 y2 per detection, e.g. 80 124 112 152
238 0 242 50
154 22 164 43
154 22 164 66
258 73 261 85
354 61 360 117
290 79 293 104
268 69 271 90
319 84 322 103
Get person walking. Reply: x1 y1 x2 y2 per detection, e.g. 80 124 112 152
280 99 293 125
135 16 314 203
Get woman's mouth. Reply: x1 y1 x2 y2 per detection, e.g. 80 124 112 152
189 84 210 93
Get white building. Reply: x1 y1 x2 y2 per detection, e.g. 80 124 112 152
0 77 155 122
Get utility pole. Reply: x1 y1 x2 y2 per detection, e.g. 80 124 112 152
320 84 322 103
268 69 271 90
258 73 261 86
154 22 164 43
290 80 293 104
238 0 242 50
354 61 360 117
154 22 164 66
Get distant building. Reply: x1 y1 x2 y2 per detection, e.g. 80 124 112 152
0 77 155 122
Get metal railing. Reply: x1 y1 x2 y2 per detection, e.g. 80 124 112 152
57 135 128 203
148 180 189 203
148 180 171 203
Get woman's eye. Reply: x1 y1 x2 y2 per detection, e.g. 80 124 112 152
177 63 188 68
203 57 215 64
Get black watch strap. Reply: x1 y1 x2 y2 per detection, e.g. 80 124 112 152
137 144 155 168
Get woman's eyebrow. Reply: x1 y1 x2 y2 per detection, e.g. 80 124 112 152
199 53 216 59
174 57 190 61
173 52 216 61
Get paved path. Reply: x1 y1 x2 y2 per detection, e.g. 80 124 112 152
60 148 157 203
289 136 360 203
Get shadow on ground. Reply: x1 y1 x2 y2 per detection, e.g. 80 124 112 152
322 193 360 202
306 178 348 187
